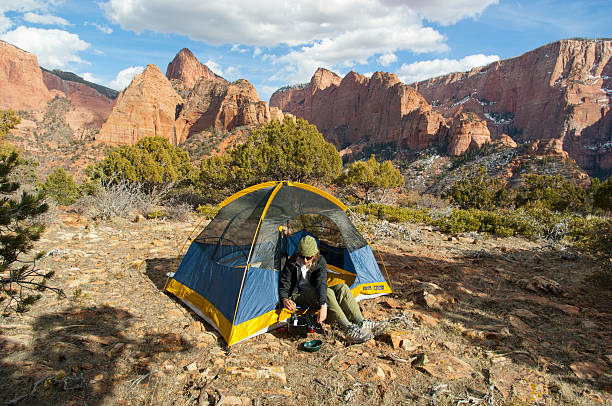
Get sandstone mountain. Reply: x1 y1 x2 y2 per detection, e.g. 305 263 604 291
270 68 451 156
0 40 116 128
412 39 611 176
98 49 286 146
271 39 611 176
97 64 183 145
166 48 226 96
0 41 50 111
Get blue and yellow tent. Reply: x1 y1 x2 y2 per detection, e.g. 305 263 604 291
165 181 391 346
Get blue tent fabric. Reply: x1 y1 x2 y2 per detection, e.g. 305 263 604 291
172 242 243 322
235 267 279 325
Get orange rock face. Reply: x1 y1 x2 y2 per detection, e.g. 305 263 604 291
97 49 285 146
174 77 284 143
97 64 183 145
412 39 612 174
0 40 51 111
166 48 227 93
270 68 446 150
448 113 492 156
42 71 115 129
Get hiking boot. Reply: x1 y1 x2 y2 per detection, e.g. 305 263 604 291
343 324 374 344
360 319 387 335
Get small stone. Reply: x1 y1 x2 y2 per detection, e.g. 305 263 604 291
416 352 473 380
512 308 538 319
222 395 252 406
81 363 94 370
381 330 412 349
400 338 417 352
133 214 146 223
382 297 402 309
570 361 607 380
185 362 198 372
411 310 441 326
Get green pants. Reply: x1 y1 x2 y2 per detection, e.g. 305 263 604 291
292 283 363 328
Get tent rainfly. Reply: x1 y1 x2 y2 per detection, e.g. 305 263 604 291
165 181 391 346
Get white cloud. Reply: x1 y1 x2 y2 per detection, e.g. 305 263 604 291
23 12 69 26
108 66 144 90
230 43 246 53
258 85 278 102
377 53 397 66
102 0 498 83
0 0 67 33
273 24 446 83
379 0 498 25
91 22 113 34
253 47 261 57
0 12 11 32
79 72 100 83
204 60 223 76
224 66 239 80
397 54 500 84
1 26 89 68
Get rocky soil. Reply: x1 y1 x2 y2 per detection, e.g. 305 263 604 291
1 210 611 405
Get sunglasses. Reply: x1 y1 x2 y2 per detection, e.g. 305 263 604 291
300 255 315 261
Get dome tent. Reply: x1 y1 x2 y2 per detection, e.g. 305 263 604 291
165 181 391 346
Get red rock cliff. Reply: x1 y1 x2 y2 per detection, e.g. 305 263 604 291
0 41 51 111
97 50 286 146
42 71 115 128
270 68 446 150
166 48 227 94
412 39 612 174
97 64 183 145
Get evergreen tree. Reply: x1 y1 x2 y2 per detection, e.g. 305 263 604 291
0 110 59 313
41 167 80 205
515 173 586 212
446 166 507 210
338 154 404 203
88 136 193 193
196 118 342 201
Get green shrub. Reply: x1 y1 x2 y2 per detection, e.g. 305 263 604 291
446 166 508 210
432 207 566 238
514 173 587 212
195 118 342 203
337 155 404 203
88 136 193 193
146 210 165 219
40 167 80 205
351 204 431 224
568 216 612 260
590 177 612 212
196 204 220 219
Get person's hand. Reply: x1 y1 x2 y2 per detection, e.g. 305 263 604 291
282 298 296 311
317 305 327 323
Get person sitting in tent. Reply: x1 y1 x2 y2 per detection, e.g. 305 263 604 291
279 235 382 344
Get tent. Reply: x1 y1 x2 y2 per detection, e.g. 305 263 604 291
165 181 391 346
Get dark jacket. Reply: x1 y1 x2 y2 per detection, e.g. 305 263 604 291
278 254 328 307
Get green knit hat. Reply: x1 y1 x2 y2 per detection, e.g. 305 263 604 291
298 235 318 257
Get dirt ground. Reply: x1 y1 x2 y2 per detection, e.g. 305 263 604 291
1 210 610 405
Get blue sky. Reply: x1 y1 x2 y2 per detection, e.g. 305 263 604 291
0 1 609 101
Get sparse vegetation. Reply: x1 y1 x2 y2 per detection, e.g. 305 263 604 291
195 117 342 202
445 165 508 209
338 155 404 203
88 136 193 194
0 110 60 314
40 167 80 205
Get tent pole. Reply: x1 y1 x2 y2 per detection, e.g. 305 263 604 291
229 181 284 339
